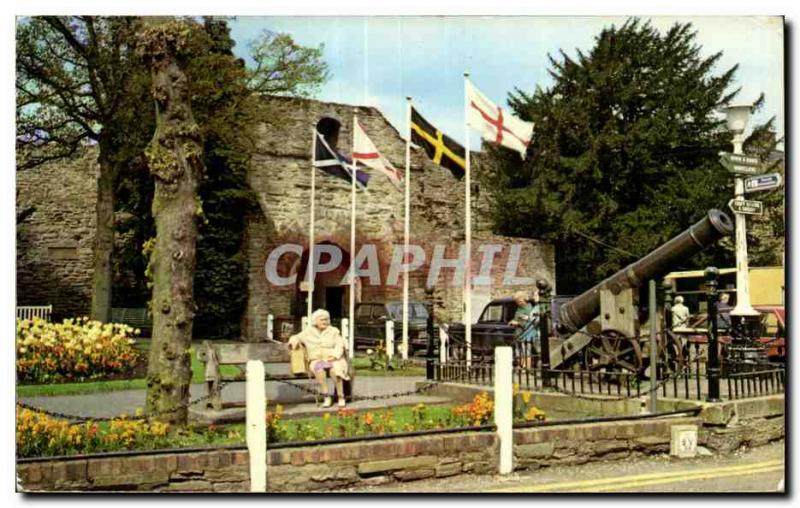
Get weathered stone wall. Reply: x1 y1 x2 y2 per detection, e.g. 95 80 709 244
14 96 555 334
17 448 251 493
244 96 554 341
16 150 98 319
17 432 496 493
513 417 703 469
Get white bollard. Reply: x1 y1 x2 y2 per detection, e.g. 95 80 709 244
246 360 267 492
439 325 448 365
385 320 395 360
301 316 309 331
266 314 274 341
341 318 352 358
494 346 513 475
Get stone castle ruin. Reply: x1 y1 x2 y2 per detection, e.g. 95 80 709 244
16 96 555 341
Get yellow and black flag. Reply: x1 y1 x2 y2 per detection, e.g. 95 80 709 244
410 107 465 179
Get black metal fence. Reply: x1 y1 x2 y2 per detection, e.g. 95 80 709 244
429 327 784 402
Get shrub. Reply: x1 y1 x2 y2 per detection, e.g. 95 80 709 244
16 317 140 383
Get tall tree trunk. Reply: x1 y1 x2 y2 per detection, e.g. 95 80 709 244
141 22 204 424
91 142 114 323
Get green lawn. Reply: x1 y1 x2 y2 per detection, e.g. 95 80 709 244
350 356 426 377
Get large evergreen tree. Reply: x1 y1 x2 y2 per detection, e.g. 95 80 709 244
485 19 778 293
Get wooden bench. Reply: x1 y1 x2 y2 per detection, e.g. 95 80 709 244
196 341 303 411
111 307 152 334
196 340 355 411
16 305 53 322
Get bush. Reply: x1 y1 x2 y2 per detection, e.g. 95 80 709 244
16 317 140 383
15 406 171 458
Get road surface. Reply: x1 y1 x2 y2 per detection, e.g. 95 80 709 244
343 439 784 493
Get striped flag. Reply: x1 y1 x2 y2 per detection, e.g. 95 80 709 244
410 107 465 179
466 79 534 158
314 131 369 189
353 118 403 189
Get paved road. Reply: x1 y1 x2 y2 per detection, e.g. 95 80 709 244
19 376 448 420
343 440 785 493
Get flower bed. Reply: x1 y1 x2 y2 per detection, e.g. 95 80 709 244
16 393 545 459
15 406 246 459
16 317 141 383
266 392 542 442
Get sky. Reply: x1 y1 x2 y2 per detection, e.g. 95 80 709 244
228 16 784 150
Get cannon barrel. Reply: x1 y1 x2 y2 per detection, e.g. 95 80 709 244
558 209 734 332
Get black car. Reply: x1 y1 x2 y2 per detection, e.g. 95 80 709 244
354 301 430 355
447 296 569 353
447 297 519 353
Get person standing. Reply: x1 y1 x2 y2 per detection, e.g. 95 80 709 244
510 289 546 363
671 295 691 331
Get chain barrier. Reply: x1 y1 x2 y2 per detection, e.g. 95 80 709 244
16 381 233 423
264 374 439 402
17 377 442 422
540 373 678 401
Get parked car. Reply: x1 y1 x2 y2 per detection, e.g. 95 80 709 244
446 297 521 354
447 296 569 354
354 301 431 355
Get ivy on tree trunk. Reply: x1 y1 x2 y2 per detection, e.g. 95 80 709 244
140 21 205 424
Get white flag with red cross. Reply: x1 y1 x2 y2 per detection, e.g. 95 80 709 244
352 118 403 189
465 78 534 158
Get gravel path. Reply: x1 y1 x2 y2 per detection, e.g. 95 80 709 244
18 376 449 420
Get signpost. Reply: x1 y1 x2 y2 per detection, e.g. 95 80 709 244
719 152 762 175
744 173 782 193
728 199 763 216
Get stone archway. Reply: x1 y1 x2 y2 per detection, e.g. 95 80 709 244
293 241 357 325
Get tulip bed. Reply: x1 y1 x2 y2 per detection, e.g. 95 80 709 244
16 317 141 384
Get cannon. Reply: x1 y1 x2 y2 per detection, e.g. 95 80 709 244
552 209 734 373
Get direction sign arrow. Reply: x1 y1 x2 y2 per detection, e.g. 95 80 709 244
719 152 760 167
719 152 762 175
728 198 763 216
744 173 783 193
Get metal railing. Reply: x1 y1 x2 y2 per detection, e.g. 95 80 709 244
430 326 784 402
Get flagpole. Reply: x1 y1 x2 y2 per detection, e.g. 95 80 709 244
463 72 472 368
308 127 317 326
402 97 412 361
349 115 357 358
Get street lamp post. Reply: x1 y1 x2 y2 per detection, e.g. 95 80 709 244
721 105 760 317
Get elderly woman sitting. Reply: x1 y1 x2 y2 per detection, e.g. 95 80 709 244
288 309 350 408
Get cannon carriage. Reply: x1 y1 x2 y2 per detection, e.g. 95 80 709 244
447 209 735 376
552 209 734 374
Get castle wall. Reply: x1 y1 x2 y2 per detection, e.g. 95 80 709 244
243 97 554 341
16 150 98 319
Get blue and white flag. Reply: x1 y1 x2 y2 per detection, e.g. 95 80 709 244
314 131 369 189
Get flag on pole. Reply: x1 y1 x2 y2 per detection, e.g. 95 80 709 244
465 79 534 158
410 107 466 179
352 119 403 189
314 131 370 189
